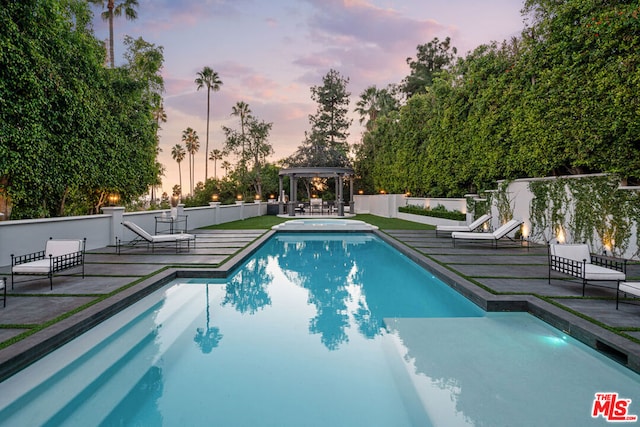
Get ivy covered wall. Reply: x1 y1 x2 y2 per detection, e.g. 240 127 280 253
494 174 640 259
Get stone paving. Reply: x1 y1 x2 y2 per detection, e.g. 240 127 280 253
0 226 639 378
384 230 640 344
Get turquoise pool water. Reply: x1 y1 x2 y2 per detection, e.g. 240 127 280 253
0 233 638 426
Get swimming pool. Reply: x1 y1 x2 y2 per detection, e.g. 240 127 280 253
0 232 638 426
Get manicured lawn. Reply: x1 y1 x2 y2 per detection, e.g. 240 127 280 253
200 214 434 230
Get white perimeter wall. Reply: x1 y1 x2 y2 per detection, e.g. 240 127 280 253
354 176 640 259
0 202 267 267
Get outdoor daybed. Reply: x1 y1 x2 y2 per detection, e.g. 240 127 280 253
617 282 640 310
118 221 196 254
548 243 626 297
11 238 86 290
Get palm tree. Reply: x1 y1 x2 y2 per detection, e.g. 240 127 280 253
195 67 223 182
89 0 139 68
231 101 251 179
221 161 231 177
171 144 186 199
181 127 199 195
209 149 223 180
355 85 399 131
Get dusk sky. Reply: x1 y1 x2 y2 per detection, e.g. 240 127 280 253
89 0 526 195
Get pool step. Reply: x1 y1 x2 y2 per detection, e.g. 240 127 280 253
0 284 206 426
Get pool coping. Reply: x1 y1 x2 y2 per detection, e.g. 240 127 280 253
0 228 638 381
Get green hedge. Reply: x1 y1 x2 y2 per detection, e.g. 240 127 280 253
399 205 466 221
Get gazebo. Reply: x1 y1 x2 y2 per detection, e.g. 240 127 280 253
278 167 355 216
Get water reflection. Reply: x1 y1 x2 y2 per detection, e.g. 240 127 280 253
218 235 375 350
194 284 223 353
222 257 272 314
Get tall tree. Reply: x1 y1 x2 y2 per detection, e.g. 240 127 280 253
181 127 199 195
402 37 457 98
171 144 186 198
288 69 352 167
223 103 273 195
195 66 222 181
209 149 223 180
88 0 139 68
122 36 165 203
230 101 251 174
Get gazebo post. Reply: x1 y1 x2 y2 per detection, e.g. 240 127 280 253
337 174 344 217
278 176 284 215
289 174 296 216
349 177 354 214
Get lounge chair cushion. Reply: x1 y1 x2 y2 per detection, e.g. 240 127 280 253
149 233 195 243
451 231 496 240
437 214 491 233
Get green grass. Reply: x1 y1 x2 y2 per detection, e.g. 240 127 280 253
199 214 434 230
354 214 434 230
200 215 288 230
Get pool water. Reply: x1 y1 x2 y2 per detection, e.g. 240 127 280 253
0 233 638 426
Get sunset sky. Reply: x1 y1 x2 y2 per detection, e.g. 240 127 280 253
89 0 526 194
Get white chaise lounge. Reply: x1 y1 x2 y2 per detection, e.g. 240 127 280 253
452 219 523 248
436 214 492 237
118 221 196 254
548 243 626 296
11 238 86 290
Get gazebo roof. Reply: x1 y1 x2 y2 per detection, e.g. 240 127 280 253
278 166 354 178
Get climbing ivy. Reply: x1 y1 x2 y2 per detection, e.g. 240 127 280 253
528 178 568 243
528 175 638 256
492 181 515 225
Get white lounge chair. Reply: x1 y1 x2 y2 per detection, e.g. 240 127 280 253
11 238 86 290
548 243 626 296
452 219 523 248
436 214 492 237
118 221 196 254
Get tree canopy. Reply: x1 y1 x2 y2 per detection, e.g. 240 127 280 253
0 0 161 218
288 69 352 168
354 0 640 196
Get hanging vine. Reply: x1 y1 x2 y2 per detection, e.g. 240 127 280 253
528 178 568 243
493 181 514 225
528 175 638 256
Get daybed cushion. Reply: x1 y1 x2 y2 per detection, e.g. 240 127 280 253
583 264 625 281
12 260 52 274
619 282 640 297
550 244 591 263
